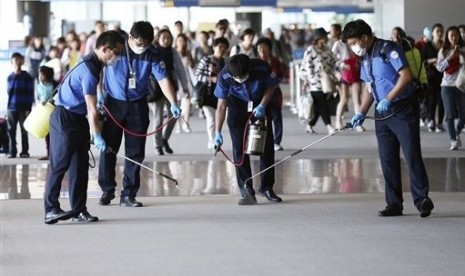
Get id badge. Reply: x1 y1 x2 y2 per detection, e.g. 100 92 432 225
247 101 253 112
128 77 136 89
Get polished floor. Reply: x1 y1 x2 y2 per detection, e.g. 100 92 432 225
2 95 465 276
1 93 465 200
1 157 465 201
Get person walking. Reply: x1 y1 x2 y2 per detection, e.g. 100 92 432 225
436 26 465 150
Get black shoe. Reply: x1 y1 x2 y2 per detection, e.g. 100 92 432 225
163 139 173 154
44 208 74 224
72 211 99 222
258 189 283 203
156 146 164 156
120 196 143 207
419 197 434 218
238 194 257 205
378 205 403 217
6 153 16 158
20 152 30 158
99 191 115 206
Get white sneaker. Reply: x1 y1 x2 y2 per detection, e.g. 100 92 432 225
305 125 317 134
182 123 192 133
450 140 458 150
335 121 342 130
327 125 336 134
274 144 283 151
355 126 366 132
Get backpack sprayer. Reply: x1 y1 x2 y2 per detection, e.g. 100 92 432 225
245 119 267 155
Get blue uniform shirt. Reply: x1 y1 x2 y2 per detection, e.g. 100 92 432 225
55 52 102 115
103 43 168 101
214 59 280 102
360 38 414 103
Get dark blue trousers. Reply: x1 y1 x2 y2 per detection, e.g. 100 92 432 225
98 97 149 198
227 96 275 196
270 88 283 145
375 101 430 209
7 110 29 156
44 106 90 213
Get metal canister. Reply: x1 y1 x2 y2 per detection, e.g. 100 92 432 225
245 119 267 155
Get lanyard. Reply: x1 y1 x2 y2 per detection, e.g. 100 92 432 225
244 81 253 102
125 41 135 76
365 39 381 102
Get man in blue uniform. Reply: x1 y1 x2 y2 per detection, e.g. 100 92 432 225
342 19 434 217
214 54 282 205
44 30 124 224
98 21 180 207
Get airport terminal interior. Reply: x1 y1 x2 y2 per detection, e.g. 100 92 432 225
1 0 465 275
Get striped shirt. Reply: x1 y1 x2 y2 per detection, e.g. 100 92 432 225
7 71 34 111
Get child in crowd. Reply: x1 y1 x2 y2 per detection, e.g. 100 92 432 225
36 66 56 160
6 52 34 158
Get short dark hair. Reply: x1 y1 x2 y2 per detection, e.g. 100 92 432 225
226 54 251 78
255 37 273 51
240 28 255 40
341 19 372 43
38 65 54 81
213 37 229 48
11 52 23 60
432 23 444 32
130 21 155 44
96 30 124 49
216 19 228 29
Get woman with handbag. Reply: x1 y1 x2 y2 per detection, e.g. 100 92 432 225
194 37 229 150
436 26 465 150
299 27 340 134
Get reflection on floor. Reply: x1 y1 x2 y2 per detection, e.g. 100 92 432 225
1 158 465 200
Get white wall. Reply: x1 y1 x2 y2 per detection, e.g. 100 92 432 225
373 0 465 42
404 0 465 41
373 0 405 40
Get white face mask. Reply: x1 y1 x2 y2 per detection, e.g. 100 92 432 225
131 45 148 55
351 43 366 56
233 76 248 83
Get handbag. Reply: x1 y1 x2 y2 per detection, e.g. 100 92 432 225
192 81 208 107
456 64 465 93
321 70 337 94
298 88 314 122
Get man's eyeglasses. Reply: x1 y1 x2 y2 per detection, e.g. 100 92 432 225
109 48 121 56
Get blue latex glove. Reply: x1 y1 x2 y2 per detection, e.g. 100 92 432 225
97 93 105 107
94 133 106 151
376 98 391 113
351 113 366 128
170 103 181 118
213 131 223 149
252 104 265 119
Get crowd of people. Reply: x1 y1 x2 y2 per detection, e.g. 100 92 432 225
4 18 465 223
